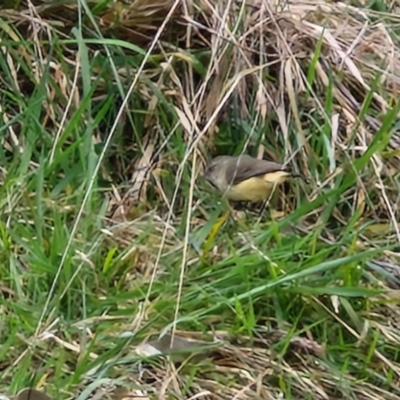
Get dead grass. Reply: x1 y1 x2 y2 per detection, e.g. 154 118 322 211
1 0 400 399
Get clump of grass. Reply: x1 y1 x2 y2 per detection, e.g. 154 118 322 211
1 0 400 399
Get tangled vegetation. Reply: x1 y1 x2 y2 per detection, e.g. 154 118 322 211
1 0 400 399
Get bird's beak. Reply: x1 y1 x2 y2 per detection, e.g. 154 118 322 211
203 167 219 190
203 165 211 180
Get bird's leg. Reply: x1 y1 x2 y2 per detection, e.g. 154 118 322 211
258 200 269 220
257 186 277 222
228 201 247 222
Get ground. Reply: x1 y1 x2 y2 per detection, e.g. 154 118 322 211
1 0 400 399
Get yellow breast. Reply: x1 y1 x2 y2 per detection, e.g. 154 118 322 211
225 171 291 202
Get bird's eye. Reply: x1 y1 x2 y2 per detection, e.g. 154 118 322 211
205 165 214 175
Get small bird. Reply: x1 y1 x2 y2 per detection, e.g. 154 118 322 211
204 154 301 202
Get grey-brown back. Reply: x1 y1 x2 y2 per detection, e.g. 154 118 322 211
221 155 285 185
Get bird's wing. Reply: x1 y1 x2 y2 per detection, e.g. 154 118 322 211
225 156 285 185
